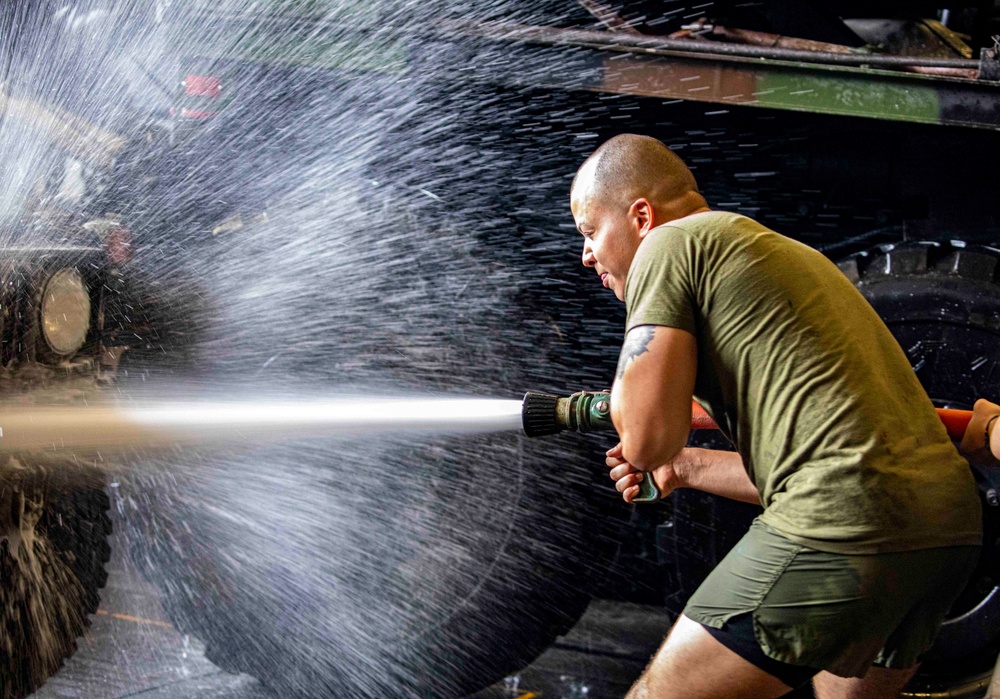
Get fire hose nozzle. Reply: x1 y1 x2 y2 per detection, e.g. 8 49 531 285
521 390 660 502
521 390 613 437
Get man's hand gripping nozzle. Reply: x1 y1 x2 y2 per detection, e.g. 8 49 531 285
523 391 982 504
521 390 661 503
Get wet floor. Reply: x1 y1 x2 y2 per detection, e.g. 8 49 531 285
30 539 671 699
30 548 272 699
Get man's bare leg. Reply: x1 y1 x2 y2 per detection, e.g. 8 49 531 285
625 614 794 699
813 665 918 699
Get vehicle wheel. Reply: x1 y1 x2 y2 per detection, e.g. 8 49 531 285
126 433 615 697
120 205 623 697
839 239 1000 698
0 458 111 699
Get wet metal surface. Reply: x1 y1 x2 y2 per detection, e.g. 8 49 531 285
469 602 674 699
30 548 272 699
29 539 675 699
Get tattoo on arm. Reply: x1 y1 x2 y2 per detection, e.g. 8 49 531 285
616 326 655 379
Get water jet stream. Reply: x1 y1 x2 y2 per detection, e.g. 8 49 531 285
0 398 524 455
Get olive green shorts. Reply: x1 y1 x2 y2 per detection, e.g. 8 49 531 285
684 519 980 678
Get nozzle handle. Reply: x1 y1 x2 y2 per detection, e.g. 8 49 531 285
633 474 661 502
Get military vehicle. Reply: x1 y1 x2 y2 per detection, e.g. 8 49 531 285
1 2 999 698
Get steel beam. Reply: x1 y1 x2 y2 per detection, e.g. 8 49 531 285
431 23 1000 132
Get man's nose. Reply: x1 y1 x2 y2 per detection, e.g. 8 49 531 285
582 242 596 268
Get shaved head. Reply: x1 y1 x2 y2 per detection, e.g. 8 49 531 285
571 134 703 212
571 134 709 301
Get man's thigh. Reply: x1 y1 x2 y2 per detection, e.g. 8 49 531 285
685 520 979 677
626 614 793 699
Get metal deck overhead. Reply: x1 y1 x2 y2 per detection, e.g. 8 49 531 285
431 22 1000 132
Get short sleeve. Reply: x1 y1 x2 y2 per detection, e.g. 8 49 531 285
624 227 698 335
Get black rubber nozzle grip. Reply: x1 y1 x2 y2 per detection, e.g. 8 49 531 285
522 391 562 437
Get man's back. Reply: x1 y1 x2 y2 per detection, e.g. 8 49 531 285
625 211 981 553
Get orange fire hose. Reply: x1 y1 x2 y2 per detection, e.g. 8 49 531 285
691 403 973 442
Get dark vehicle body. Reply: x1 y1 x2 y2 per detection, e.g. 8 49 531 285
0 2 999 698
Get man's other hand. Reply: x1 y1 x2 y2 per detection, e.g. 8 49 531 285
606 442 682 503
960 399 1000 468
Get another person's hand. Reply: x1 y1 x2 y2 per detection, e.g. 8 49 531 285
960 399 1000 468
605 442 683 504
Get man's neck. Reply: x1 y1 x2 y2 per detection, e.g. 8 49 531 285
656 192 711 226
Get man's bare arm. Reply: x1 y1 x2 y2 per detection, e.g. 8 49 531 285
607 446 759 505
673 448 760 504
616 326 655 379
610 324 697 471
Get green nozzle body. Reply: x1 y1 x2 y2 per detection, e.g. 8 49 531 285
521 390 660 503
521 390 613 437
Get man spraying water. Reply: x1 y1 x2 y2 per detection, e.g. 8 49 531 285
569 133 991 699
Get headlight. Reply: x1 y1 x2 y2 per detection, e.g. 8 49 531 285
40 268 91 357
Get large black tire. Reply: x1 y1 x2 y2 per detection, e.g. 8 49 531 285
0 458 111 699
839 240 1000 697
121 198 624 698
129 433 614 697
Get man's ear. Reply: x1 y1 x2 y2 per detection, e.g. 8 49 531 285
630 198 655 237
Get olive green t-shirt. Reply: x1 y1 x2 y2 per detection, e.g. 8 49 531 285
625 211 982 554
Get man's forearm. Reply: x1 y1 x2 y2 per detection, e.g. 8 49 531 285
673 448 760 505
610 326 698 471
